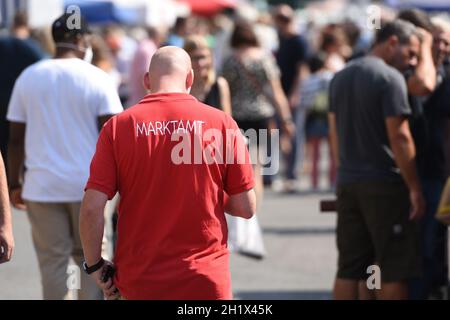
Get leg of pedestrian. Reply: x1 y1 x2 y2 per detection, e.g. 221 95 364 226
26 202 73 300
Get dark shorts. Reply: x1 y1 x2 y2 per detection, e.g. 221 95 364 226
336 181 421 283
236 118 271 163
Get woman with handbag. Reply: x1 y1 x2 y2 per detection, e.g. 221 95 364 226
185 34 267 259
222 20 295 207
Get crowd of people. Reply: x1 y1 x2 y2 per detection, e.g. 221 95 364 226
0 1 449 300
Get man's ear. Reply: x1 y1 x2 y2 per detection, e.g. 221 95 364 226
143 72 151 92
186 69 194 93
387 35 399 49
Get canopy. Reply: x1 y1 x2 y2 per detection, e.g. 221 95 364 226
384 0 450 12
178 0 236 17
64 0 146 25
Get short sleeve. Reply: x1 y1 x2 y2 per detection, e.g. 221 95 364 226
224 119 255 195
6 75 27 123
294 35 309 63
262 54 281 81
85 119 118 199
95 73 123 116
382 72 411 118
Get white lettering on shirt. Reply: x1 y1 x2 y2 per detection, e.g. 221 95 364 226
136 120 206 137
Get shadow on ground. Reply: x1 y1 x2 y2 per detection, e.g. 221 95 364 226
234 290 332 300
262 227 335 236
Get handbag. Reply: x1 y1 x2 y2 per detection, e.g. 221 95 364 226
226 214 266 260
435 177 450 225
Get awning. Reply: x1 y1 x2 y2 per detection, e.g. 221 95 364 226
384 0 450 12
178 0 236 17
64 0 146 25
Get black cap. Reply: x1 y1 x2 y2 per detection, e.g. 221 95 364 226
51 13 91 43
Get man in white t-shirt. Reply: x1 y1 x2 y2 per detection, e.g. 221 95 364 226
6 14 123 300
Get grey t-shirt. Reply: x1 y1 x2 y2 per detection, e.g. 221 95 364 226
329 56 411 185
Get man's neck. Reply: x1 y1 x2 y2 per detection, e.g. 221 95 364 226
150 88 188 94
369 46 387 64
54 50 79 59
280 25 297 38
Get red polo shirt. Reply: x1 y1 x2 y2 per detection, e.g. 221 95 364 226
85 93 254 300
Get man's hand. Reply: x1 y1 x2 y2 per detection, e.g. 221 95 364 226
417 27 433 48
282 120 296 139
10 188 26 211
409 189 425 221
91 260 120 300
0 225 14 263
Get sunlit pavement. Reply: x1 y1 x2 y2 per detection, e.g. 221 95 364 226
0 187 336 300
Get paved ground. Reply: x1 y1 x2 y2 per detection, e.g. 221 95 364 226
231 190 336 300
0 142 340 300
0 188 337 300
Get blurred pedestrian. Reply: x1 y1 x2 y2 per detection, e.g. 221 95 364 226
300 54 335 190
320 24 351 73
184 35 231 114
0 152 13 264
104 24 137 104
165 16 191 48
128 27 161 106
185 35 266 259
222 20 294 207
79 46 256 300
272 4 310 191
11 11 47 57
0 28 44 167
91 34 121 89
408 16 450 300
397 9 436 97
357 8 439 301
7 14 123 300
329 20 424 300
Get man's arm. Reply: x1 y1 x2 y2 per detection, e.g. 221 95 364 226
0 152 14 263
225 189 256 219
269 77 295 136
79 189 108 267
386 116 425 220
407 29 436 96
7 122 26 210
288 63 309 108
80 189 119 299
328 112 339 168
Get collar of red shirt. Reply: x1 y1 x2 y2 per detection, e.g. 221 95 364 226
139 92 197 104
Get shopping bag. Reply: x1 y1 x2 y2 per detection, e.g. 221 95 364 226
436 177 450 225
226 214 266 260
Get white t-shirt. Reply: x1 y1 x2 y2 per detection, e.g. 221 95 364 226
7 58 123 202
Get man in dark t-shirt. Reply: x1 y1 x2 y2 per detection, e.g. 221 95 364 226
329 20 424 300
408 20 450 300
273 4 309 186
0 36 43 162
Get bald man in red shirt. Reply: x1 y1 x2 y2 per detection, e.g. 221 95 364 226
79 46 256 300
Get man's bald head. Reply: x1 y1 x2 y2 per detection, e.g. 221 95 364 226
145 46 194 94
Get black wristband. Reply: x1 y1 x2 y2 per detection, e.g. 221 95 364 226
82 258 105 275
